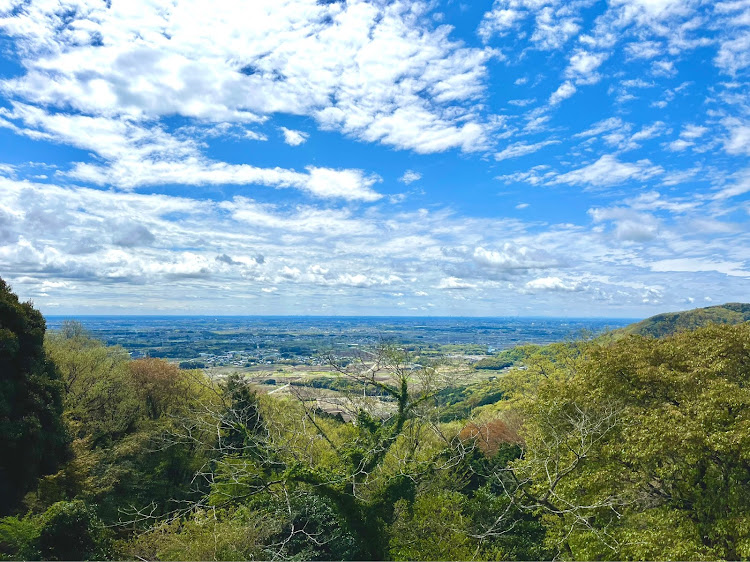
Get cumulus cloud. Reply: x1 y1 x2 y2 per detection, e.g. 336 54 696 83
715 32 750 75
0 173 748 314
280 127 309 146
399 170 422 184
0 0 748 315
549 81 577 105
0 103 383 201
723 119 750 156
74 159 383 201
554 155 663 188
681 124 708 139
111 222 156 248
472 245 559 270
437 277 476 290
565 50 608 83
532 9 580 49
625 40 663 60
589 206 660 242
667 138 694 151
0 0 494 154
524 276 580 292
479 1 580 49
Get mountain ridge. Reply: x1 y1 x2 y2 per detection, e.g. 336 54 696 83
617 302 750 338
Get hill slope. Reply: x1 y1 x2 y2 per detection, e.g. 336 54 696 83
618 302 750 338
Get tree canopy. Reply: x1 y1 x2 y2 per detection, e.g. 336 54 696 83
0 279 68 514
2 287 750 560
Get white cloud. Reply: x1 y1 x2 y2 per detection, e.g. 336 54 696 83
649 258 750 278
280 127 309 146
1 173 749 315
0 0 494 154
625 40 664 59
495 139 559 161
712 168 750 199
549 81 577 105
0 0 749 315
531 9 580 50
651 60 677 77
399 170 422 184
222 198 376 237
574 117 627 138
667 138 694 151
723 119 750 156
565 50 608 82
680 124 708 139
479 1 580 50
437 277 476 290
589 206 660 242
554 155 663 188
478 7 525 41
715 32 750 74
508 98 536 107
472 245 559 270
524 276 579 292
303 167 383 201
0 104 383 200
72 159 383 201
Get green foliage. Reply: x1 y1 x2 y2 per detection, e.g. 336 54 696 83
45 322 139 445
389 491 474 561
221 374 266 455
0 500 110 561
36 323 215 523
511 324 750 560
265 491 362 561
0 514 40 560
466 485 551 561
436 378 506 421
0 278 68 514
37 500 111 561
179 360 206 369
10 300 750 561
128 507 272 561
473 345 537 370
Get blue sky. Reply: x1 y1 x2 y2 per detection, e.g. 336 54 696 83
0 0 748 317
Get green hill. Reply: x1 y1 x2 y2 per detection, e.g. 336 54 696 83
618 302 750 338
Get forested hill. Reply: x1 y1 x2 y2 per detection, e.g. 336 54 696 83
616 302 750 338
4 275 750 561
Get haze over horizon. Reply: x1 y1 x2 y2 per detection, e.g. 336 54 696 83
0 0 748 317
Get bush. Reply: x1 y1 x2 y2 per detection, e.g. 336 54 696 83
37 500 111 561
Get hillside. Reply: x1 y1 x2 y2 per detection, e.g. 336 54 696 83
617 302 750 338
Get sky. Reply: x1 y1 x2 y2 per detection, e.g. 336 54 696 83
0 0 748 317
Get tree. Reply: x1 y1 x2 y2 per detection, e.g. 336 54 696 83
40 325 215 523
0 278 68 514
45 322 138 445
506 324 750 560
156 344 474 560
37 500 111 561
128 358 195 420
0 500 111 560
389 490 474 561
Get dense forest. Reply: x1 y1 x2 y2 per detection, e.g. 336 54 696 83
2 278 750 561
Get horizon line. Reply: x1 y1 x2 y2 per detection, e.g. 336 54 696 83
45 313 641 320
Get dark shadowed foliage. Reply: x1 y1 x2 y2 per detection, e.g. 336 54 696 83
0 278 68 514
